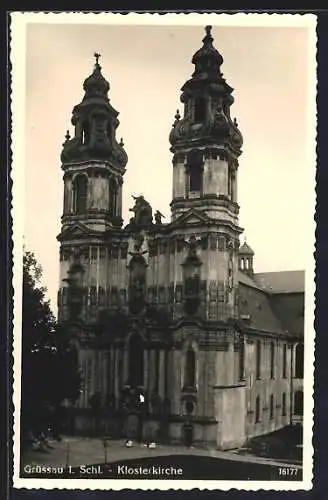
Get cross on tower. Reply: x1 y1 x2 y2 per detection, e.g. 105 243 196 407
94 52 101 65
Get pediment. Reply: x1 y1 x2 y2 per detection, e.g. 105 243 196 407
57 222 93 241
173 209 211 226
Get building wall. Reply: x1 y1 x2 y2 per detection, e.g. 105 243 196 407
58 228 241 323
244 336 293 439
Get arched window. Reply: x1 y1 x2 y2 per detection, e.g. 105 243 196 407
128 334 144 388
73 175 88 214
256 340 261 379
189 164 203 192
269 394 274 420
294 391 303 416
109 178 117 217
270 342 275 379
295 343 304 378
185 348 196 388
194 97 207 123
255 395 261 423
187 149 203 194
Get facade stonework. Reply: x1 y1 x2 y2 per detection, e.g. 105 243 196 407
57 29 304 449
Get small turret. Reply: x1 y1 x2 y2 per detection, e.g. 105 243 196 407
239 238 254 276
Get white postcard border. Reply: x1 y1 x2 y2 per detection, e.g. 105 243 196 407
10 11 317 491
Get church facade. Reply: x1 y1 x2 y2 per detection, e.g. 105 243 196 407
57 27 304 449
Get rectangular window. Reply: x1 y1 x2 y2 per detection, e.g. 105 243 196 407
295 344 304 378
270 394 274 420
270 342 275 379
282 393 287 416
283 344 287 378
189 164 203 192
256 340 261 379
294 391 303 416
255 396 261 423
239 340 245 381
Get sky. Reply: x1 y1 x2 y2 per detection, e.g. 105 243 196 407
21 17 315 315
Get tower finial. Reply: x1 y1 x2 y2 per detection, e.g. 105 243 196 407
205 25 212 36
94 52 101 65
203 25 214 46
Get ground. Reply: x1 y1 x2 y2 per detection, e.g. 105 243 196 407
20 436 302 481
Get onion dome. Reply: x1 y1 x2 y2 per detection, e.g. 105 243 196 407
61 53 127 168
82 52 110 101
192 26 224 78
239 239 254 256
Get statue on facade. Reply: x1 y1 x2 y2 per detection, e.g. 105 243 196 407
186 235 202 259
154 210 164 225
129 195 153 227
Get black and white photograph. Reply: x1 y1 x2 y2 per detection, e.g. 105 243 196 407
11 12 316 490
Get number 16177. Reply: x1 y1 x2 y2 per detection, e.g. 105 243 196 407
278 467 298 476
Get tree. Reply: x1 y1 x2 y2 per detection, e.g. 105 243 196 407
21 250 82 443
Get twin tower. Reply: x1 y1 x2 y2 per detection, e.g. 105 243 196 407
58 26 246 323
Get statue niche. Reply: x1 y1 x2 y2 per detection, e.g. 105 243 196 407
128 255 147 314
129 195 153 228
63 262 85 319
182 236 202 315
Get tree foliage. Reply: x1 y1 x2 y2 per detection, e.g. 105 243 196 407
21 250 82 440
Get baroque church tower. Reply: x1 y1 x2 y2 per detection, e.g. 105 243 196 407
168 25 243 322
58 54 128 323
